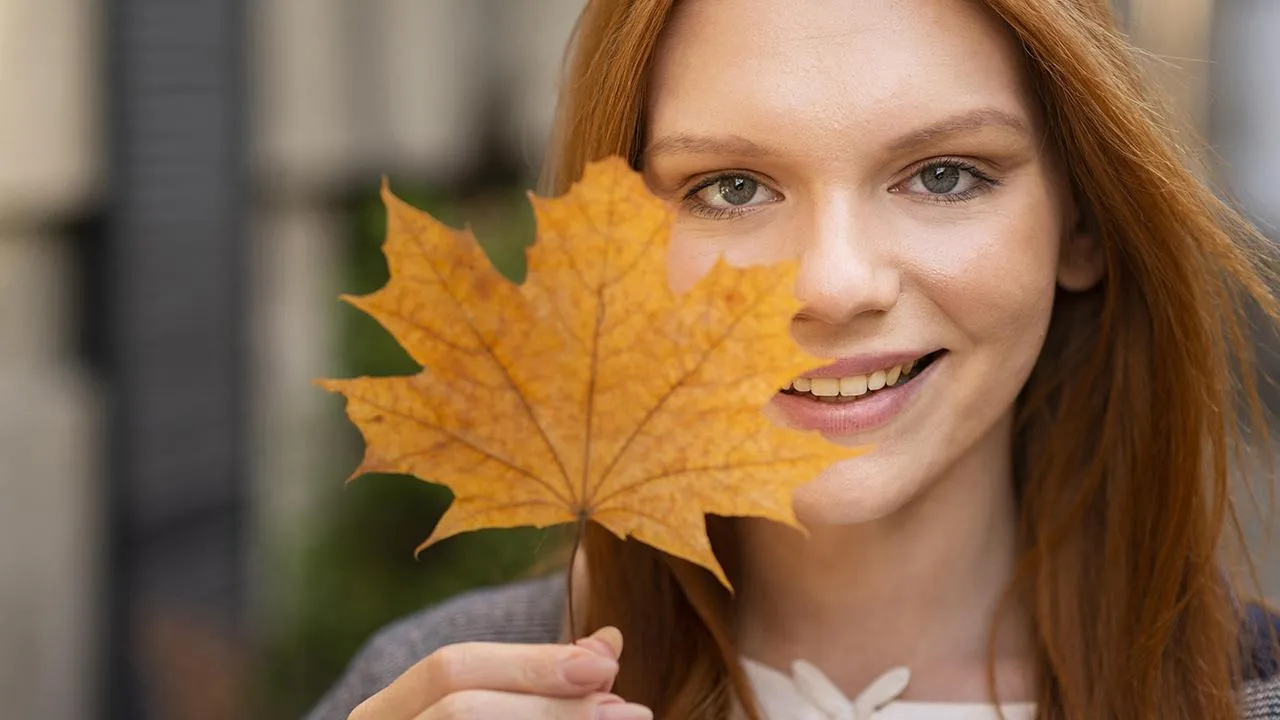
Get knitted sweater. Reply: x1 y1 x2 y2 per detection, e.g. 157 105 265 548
306 575 1280 719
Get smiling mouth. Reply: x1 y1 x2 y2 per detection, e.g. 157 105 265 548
779 350 947 403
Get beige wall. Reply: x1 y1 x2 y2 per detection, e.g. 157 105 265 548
1128 0 1216 145
0 235 101 720
0 0 102 716
0 0 100 224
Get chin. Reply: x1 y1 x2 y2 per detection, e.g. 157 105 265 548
791 455 927 526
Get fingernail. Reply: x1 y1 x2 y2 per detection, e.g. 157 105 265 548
575 636 614 658
595 703 653 720
576 626 623 659
560 651 619 686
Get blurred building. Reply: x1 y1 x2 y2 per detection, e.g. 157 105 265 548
1 1 582 718
0 1 1275 718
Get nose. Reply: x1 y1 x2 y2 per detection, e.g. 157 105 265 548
792 196 900 325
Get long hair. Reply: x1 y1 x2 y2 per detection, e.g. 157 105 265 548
543 1 1279 717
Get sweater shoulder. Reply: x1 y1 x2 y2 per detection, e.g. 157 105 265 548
1244 674 1280 718
304 573 565 720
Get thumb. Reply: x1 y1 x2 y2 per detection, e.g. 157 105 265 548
575 626 623 661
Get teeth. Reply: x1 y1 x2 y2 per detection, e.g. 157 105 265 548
787 358 925 399
809 378 840 397
839 375 868 397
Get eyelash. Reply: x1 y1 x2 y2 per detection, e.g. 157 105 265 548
679 158 1001 219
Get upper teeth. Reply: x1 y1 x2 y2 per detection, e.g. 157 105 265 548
786 359 917 397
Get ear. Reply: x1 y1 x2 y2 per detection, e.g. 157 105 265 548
1056 205 1105 292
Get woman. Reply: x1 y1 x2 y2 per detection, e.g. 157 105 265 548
310 0 1280 718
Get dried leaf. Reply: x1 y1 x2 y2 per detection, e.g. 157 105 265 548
319 157 854 588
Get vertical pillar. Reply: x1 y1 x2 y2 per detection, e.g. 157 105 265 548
104 0 249 717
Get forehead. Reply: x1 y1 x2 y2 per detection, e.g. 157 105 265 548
646 0 1037 153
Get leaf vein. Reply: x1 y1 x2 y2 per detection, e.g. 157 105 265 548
585 282 777 505
348 394 573 507
399 219 577 498
592 453 820 510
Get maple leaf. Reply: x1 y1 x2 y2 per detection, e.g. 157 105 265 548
319 157 855 589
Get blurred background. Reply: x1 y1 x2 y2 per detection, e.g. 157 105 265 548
0 0 1277 718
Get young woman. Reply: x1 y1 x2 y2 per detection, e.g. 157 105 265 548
310 0 1280 718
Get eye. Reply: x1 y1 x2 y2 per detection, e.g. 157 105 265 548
684 173 780 218
894 159 999 203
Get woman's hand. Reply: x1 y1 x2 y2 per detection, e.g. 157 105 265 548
346 626 652 719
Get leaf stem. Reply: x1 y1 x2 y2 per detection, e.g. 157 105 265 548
565 509 588 641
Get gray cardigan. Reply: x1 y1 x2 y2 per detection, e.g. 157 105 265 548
306 575 1280 719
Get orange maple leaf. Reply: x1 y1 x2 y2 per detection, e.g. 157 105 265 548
319 157 854 589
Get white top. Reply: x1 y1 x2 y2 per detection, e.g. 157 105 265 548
735 658 1038 720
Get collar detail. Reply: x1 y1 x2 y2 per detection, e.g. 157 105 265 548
790 661 912 720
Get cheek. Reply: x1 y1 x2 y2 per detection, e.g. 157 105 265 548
667 238 718 294
667 217 797 293
906 203 1061 358
666 223 749 293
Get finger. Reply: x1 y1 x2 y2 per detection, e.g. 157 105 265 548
415 690 652 720
575 626 623 660
349 640 619 718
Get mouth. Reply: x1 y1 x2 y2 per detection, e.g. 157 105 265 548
779 349 946 402
770 350 947 436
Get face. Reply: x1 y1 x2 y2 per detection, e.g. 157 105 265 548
644 0 1093 525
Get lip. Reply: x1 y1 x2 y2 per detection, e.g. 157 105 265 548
770 352 944 436
800 350 939 379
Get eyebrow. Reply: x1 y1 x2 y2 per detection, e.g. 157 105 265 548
886 108 1030 154
645 133 771 159
644 108 1030 160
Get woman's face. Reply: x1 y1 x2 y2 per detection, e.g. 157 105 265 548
644 0 1091 524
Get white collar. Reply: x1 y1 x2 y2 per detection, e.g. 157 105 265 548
738 657 1038 720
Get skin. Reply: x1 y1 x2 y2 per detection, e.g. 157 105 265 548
646 0 1101 705
351 0 1104 715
